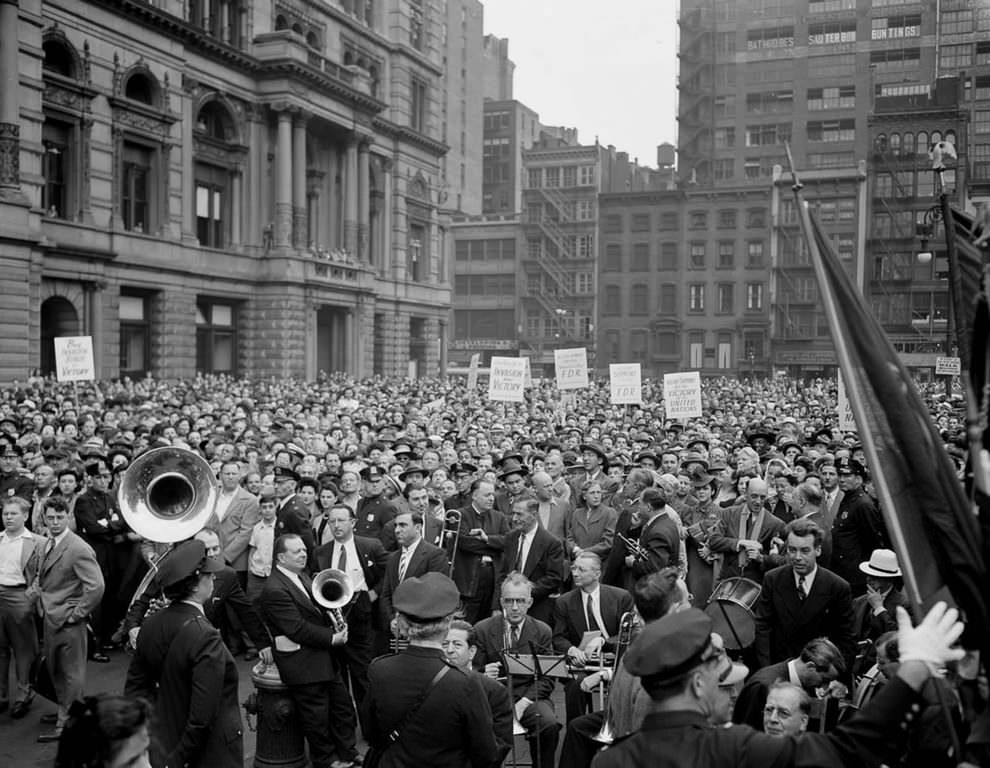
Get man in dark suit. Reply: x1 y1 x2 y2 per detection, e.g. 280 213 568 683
125 540 243 768
379 485 444 551
733 637 846 730
355 465 400 544
552 551 635 721
494 457 534 517
851 548 913 676
754 518 856 672
474 573 560 768
273 466 317 570
34 498 105 741
379 509 448 641
631 487 681 578
314 502 388 710
260 534 359 768
494 498 565 625
452 479 508 624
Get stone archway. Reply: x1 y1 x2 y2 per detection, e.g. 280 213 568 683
40 296 81 376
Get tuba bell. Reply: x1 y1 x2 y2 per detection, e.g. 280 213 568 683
311 568 353 632
118 446 218 543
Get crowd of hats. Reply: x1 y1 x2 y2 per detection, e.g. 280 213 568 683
0 372 968 480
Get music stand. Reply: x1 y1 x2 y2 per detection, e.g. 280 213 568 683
502 650 570 768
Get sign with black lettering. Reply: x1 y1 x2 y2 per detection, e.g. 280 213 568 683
54 336 95 382
662 371 702 419
488 356 527 402
610 364 643 405
554 348 589 390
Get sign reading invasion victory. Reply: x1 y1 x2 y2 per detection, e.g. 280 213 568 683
54 336 95 382
488 356 527 402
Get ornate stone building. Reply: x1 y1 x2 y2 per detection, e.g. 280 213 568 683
0 0 459 382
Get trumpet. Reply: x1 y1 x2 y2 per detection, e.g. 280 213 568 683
617 532 651 562
311 568 353 632
441 508 462 578
593 610 638 744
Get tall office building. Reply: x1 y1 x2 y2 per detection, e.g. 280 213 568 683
0 0 477 382
677 0 984 377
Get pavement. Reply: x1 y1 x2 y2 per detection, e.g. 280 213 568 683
0 649 262 768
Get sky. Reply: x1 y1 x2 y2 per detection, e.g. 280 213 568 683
481 0 680 168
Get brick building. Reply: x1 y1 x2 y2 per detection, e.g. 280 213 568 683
0 0 479 383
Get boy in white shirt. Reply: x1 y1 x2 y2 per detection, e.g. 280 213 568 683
247 486 278 605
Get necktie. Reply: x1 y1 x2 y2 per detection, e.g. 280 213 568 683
337 545 348 571
797 575 807 601
586 594 601 632
509 623 520 648
398 548 410 582
515 535 525 570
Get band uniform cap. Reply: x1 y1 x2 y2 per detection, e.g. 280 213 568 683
360 465 386 482
835 457 866 478
392 572 460 622
273 466 300 483
859 548 902 578
623 609 713 681
157 540 223 588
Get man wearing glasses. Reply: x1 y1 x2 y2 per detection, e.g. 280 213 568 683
472 573 560 768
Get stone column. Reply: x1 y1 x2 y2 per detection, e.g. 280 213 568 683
326 147 338 248
344 308 355 374
343 138 358 257
292 113 308 248
358 141 370 262
230 171 242 246
382 157 393 276
438 317 448 378
181 83 196 240
274 108 293 247
0 0 26 204
83 281 105 378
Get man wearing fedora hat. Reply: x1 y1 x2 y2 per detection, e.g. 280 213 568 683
851 549 912 675
494 456 533 517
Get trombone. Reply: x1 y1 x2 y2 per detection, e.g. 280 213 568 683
593 610 638 744
441 508 462 578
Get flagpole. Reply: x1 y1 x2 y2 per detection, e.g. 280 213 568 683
939 189 970 371
783 145 924 608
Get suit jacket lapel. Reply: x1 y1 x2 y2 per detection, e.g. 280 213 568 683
42 536 69 575
523 532 544 576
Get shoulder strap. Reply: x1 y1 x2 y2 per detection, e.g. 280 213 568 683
386 664 451 744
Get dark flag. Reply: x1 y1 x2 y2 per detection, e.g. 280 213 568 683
791 179 989 653
941 200 987 371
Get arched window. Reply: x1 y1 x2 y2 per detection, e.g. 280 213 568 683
193 100 243 249
931 130 942 145
307 30 320 49
902 132 915 156
889 132 901 153
275 15 288 30
291 23 303 36
196 102 228 140
916 131 928 155
125 72 156 105
874 134 887 153
945 130 957 145
43 39 75 78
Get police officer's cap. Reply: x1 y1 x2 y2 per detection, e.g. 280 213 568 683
623 609 714 683
360 465 386 482
273 466 300 483
392 572 460 622
835 457 866 478
157 540 223 588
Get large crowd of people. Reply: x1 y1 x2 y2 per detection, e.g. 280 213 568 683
0 371 985 768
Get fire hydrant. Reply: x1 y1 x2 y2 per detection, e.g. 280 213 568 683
243 661 307 768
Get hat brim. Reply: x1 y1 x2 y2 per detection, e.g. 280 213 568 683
858 562 901 578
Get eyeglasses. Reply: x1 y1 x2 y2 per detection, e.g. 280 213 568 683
501 597 529 605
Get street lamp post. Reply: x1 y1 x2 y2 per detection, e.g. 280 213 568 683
916 204 953 397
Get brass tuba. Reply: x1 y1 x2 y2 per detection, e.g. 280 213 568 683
118 446 218 543
311 568 353 632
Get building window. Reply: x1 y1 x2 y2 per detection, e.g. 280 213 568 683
604 285 621 315
717 209 737 229
807 85 856 110
545 167 560 187
717 337 732 369
410 77 427 132
577 200 594 220
807 119 856 142
746 241 765 267
659 212 679 231
713 159 734 180
122 141 153 233
659 283 676 314
409 0 424 49
657 331 678 356
189 0 243 47
940 43 973 72
743 331 764 359
718 241 734 268
196 300 237 373
660 242 678 270
689 211 707 229
604 244 622 271
563 166 576 187
716 284 734 314
576 272 593 294
632 213 651 232
603 214 623 233
119 292 151 378
689 332 704 368
630 284 649 315
408 222 426 280
605 330 620 362
690 242 706 269
195 165 226 248
747 208 766 228
42 121 70 218
714 127 735 149
747 283 764 311
689 284 705 312
631 243 650 271
579 166 595 186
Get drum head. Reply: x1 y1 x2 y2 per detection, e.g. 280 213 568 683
705 600 756 650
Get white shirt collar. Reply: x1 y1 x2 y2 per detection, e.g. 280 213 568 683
0 528 31 543
795 565 818 593
786 658 802 686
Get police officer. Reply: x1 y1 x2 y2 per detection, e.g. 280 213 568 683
124 540 243 768
0 440 34 502
356 465 400 543
361 572 498 768
592 603 966 768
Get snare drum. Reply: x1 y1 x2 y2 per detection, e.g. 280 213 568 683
704 577 761 650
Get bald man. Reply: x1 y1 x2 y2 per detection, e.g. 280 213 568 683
707 478 786 584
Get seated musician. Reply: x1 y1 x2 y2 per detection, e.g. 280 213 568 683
473 572 560 768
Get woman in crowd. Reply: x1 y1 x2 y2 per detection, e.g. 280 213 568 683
55 694 152 768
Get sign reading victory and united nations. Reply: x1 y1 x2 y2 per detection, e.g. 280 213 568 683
53 336 95 382
488 356 527 402
609 363 643 404
554 348 589 390
663 371 703 419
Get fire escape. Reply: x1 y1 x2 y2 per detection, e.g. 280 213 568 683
522 182 580 351
676 1 715 187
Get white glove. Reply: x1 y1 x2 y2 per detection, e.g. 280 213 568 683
896 602 966 670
